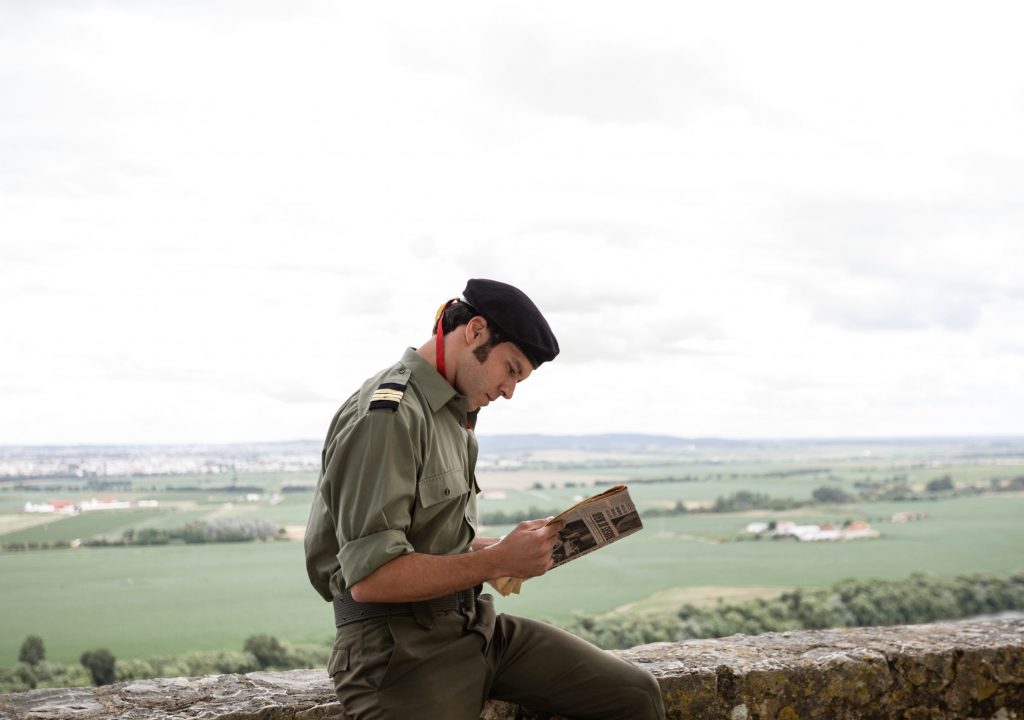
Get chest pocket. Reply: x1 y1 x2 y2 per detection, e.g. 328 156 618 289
418 468 469 508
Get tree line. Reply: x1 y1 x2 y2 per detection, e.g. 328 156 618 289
1 518 281 552
564 571 1024 650
0 633 329 694
479 473 1024 527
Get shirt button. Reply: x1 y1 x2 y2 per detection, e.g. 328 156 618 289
444 488 451 496
398 368 407 374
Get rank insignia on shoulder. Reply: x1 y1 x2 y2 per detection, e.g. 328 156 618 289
368 382 406 412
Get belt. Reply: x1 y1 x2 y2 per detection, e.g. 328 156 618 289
333 585 480 628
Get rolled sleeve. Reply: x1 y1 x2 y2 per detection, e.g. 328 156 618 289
338 528 414 588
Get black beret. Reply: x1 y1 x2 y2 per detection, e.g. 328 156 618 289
462 278 560 368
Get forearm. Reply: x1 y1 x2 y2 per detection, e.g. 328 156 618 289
349 547 507 603
349 519 563 603
470 535 501 551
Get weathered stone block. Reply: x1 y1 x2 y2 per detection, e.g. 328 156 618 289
1 618 1021 719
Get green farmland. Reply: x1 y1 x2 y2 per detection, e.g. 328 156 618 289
2 440 1024 668
2 494 1022 665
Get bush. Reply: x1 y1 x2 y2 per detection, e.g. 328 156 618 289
926 475 955 492
0 666 30 694
18 635 46 666
811 486 854 504
115 658 155 682
200 518 278 543
32 661 91 689
243 634 289 669
283 643 331 669
80 648 116 686
712 491 802 513
182 650 261 676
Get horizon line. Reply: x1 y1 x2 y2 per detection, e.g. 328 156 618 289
3 432 1024 450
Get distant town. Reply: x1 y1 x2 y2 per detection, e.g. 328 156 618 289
2 435 1023 481
0 442 321 480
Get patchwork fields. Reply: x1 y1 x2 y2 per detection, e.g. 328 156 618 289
2 438 1023 666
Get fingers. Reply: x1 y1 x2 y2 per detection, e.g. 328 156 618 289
516 518 550 531
511 519 564 544
516 517 565 531
496 518 565 579
543 519 565 539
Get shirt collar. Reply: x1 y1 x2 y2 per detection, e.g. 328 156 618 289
400 347 460 413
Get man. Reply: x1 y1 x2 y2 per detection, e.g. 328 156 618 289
305 279 665 720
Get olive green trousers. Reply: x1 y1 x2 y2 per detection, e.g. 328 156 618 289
328 594 665 720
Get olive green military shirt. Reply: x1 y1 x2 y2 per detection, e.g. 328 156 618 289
305 348 480 602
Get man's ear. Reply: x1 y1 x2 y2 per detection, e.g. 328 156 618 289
464 316 489 346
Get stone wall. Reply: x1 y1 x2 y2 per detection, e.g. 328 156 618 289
2 618 1022 720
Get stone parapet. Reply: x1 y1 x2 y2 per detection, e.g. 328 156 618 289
1 618 1021 719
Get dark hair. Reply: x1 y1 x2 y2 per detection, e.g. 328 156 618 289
433 301 510 362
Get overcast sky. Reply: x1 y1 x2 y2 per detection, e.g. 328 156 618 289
2 1 1023 445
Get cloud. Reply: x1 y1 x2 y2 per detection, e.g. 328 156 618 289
522 219 662 249
410 235 438 261
554 310 726 364
99 360 230 387
387 8 749 128
765 196 1024 334
998 342 1024 355
539 285 647 317
259 382 332 405
799 277 984 333
0 383 38 396
481 35 744 126
4 2 1024 442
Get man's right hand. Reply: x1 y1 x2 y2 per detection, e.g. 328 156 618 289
489 517 565 579
349 516 566 604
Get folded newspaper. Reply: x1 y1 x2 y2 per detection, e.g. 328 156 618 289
490 484 643 597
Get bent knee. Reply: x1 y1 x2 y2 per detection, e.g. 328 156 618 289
618 661 660 691
623 666 665 720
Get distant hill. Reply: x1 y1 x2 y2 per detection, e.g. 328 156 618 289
476 433 727 454
474 433 1024 459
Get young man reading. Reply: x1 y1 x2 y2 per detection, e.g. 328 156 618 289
305 279 665 720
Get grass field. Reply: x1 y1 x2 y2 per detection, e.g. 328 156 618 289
476 459 1024 515
0 509 169 544
2 492 1022 666
492 493 1024 622
0 541 326 665
2 448 1023 668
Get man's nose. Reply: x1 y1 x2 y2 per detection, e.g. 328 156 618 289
500 382 515 400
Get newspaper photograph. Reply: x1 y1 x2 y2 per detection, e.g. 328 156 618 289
548 484 643 568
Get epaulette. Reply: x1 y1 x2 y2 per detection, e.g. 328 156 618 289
368 382 407 412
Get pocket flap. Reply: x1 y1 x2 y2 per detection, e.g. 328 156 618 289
327 644 349 675
418 468 468 508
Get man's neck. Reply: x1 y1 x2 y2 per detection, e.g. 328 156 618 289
419 329 473 393
415 338 437 370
